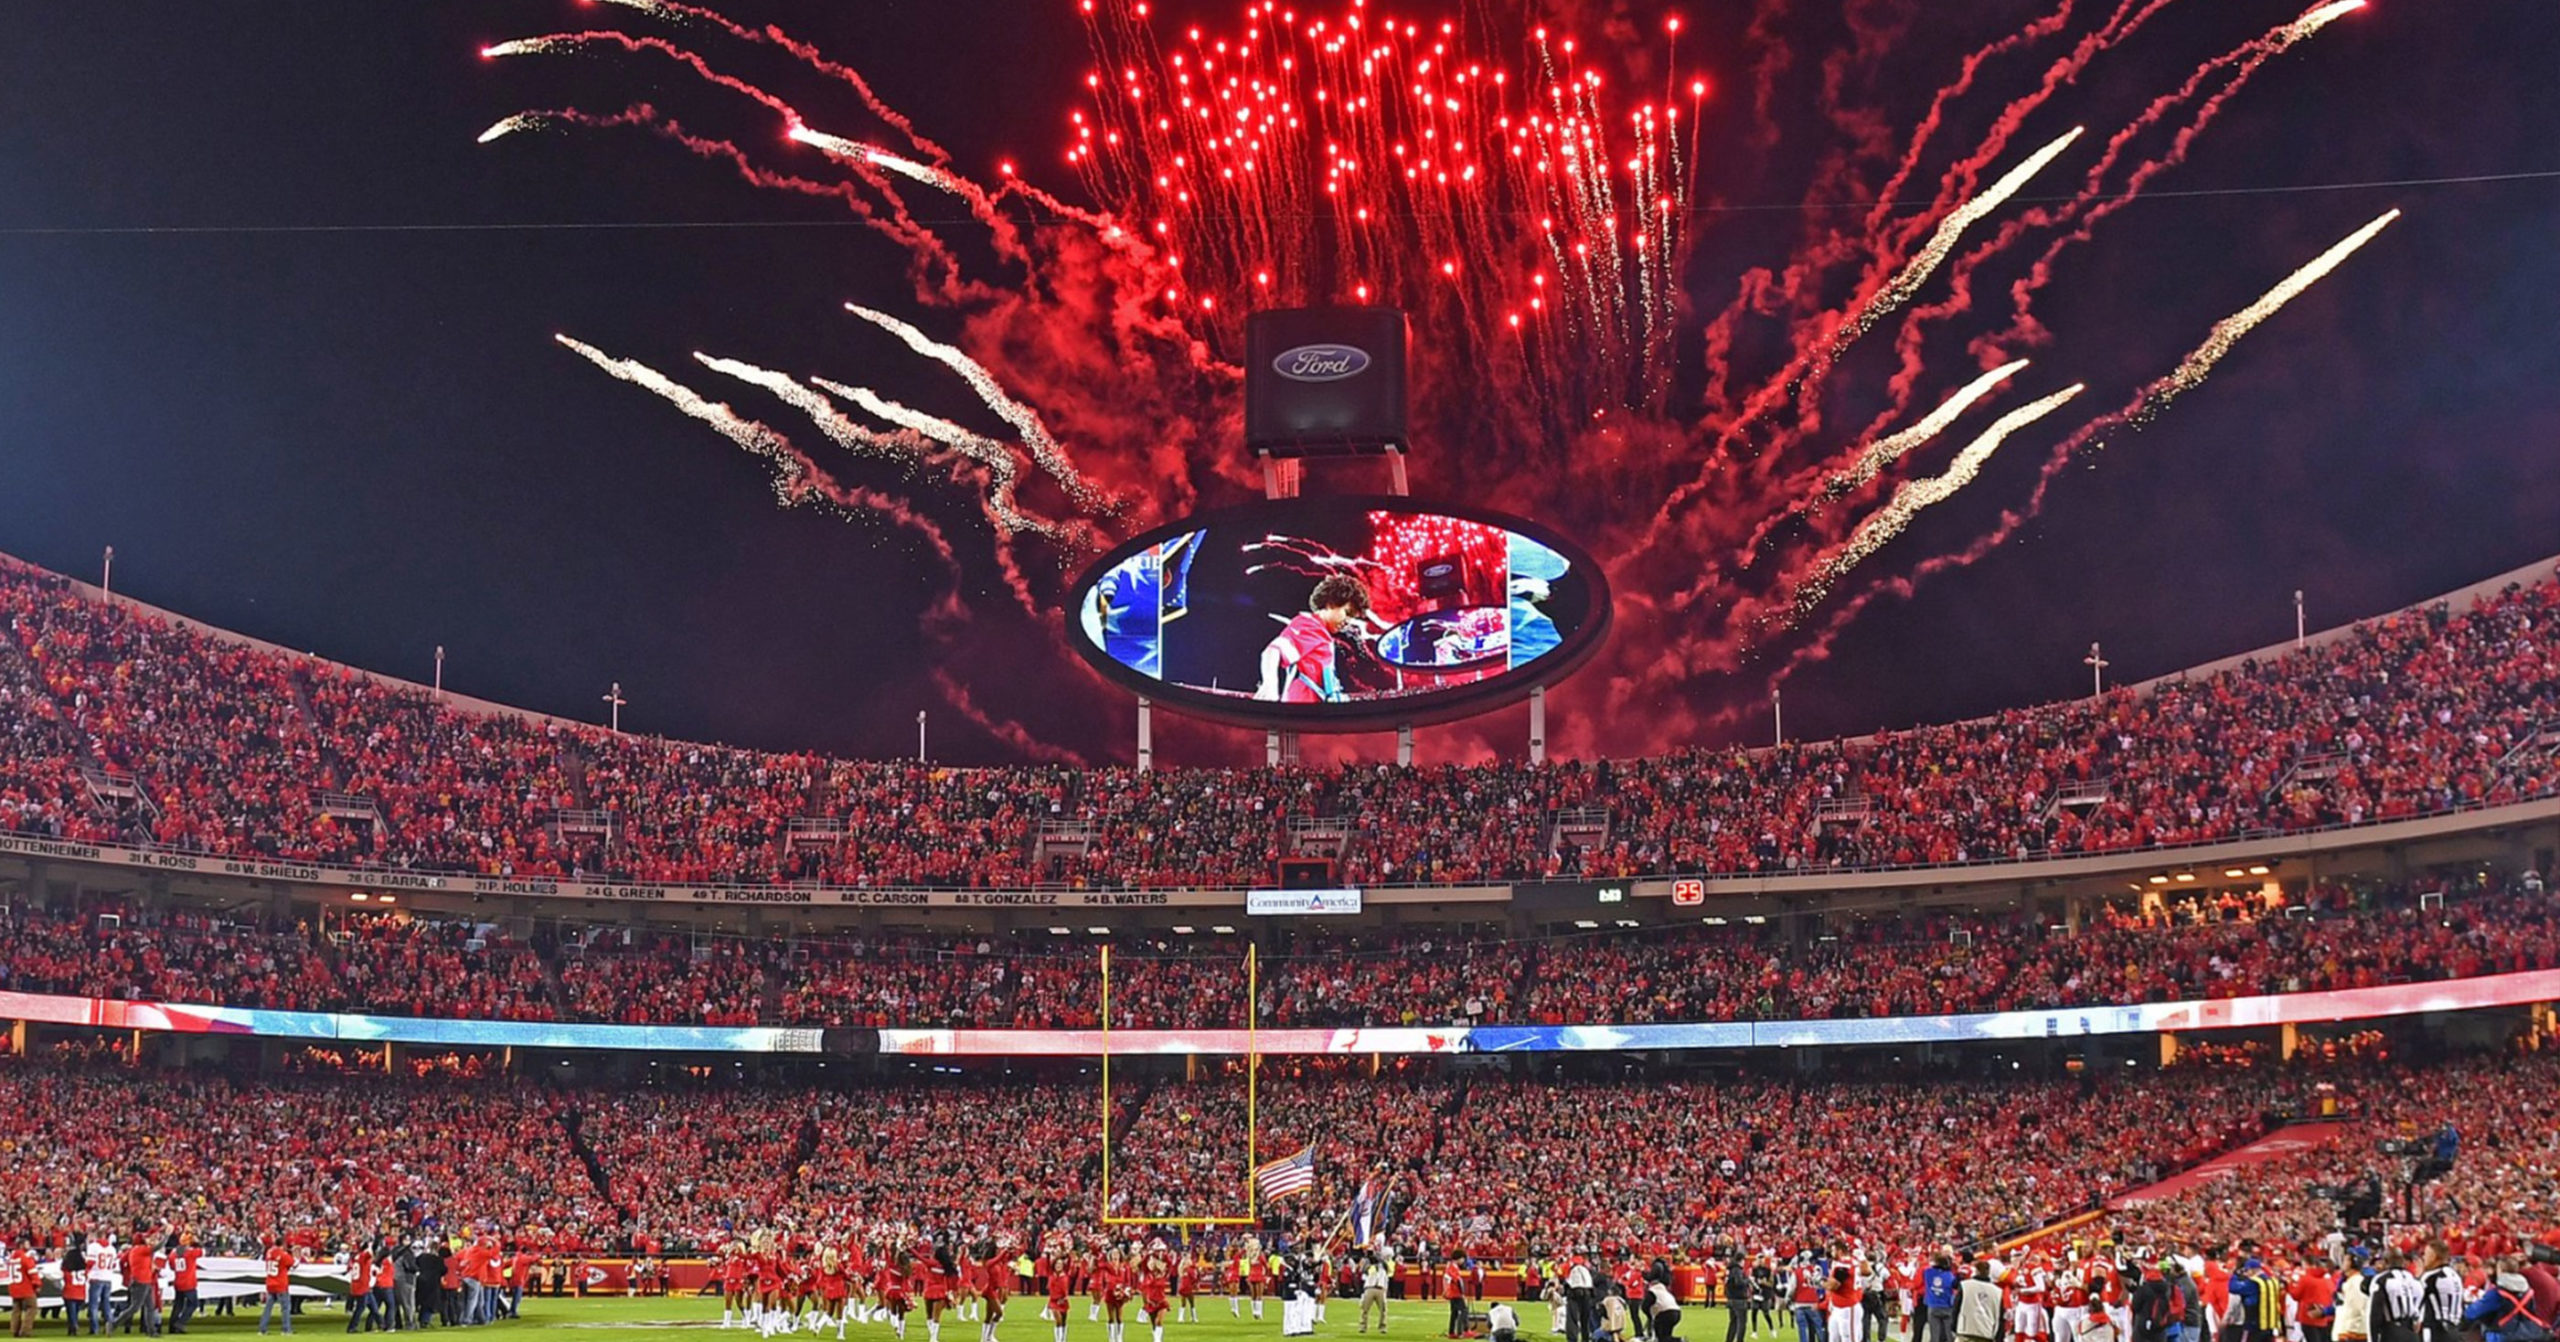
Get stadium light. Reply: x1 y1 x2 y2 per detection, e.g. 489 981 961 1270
1211 925 1236 934
1572 919 1599 929
2248 864 2271 875
350 891 370 902
1048 926 1073 935
1701 916 1728 925
2223 868 2248 878
1742 914 1767 925
2148 875 2170 885
1086 926 1111 935
1171 925 1196 935
2174 872 2197 882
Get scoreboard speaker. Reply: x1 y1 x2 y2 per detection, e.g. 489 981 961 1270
1277 858 1337 890
1244 306 1409 455
1416 555 1465 603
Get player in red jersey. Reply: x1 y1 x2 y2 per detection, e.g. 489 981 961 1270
1254 577 1370 703
2010 1257 2051 1342
2053 1257 2092 1342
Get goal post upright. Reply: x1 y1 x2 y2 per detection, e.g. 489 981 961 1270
1099 939 1263 1228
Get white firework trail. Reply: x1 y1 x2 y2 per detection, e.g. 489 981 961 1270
1824 359 2033 497
800 376 1079 542
692 353 937 472
480 37 581 58
840 303 1098 506
707 360 1069 542
2279 0 2367 45
476 113 551 144
555 334 807 485
587 0 702 23
2128 208 2399 426
1836 126 2087 347
786 125 961 195
1799 382 2087 609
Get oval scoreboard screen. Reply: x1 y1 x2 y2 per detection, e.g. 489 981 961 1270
1070 497 1609 730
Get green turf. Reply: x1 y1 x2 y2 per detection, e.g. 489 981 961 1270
93 1295 1763 1342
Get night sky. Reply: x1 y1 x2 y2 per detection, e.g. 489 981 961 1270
3 1 2555 768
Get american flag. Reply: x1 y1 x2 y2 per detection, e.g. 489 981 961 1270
1253 1144 1318 1201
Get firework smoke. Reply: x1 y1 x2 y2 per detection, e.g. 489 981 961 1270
489 0 2397 761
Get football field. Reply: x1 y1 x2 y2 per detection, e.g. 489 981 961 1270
120 1295 1753 1342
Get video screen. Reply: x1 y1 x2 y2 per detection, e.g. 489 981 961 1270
1074 499 1599 723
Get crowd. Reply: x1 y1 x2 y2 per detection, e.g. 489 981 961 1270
6 1043 2560 1318
3 876 2555 1035
0 554 2552 891
2107 1048 2560 1254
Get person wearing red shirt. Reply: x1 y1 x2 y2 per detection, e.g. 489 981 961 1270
6 1238 39 1341
117 1237 161 1338
977 1243 1013 1342
1818 1265 1862 1342
163 1238 204 1337
1043 1254 1076 1342
1444 1261 1471 1339
1095 1249 1132 1342
259 1241 299 1336
1177 1254 1201 1325
874 1253 912 1342
1139 1254 1175 1342
816 1249 850 1341
921 1245 961 1342
2296 1264 2340 1342
1255 576 1370 704
1246 1241 1272 1323
343 1244 376 1335
60 1240 91 1338
722 1244 752 1331
507 1247 534 1321
476 1240 504 1322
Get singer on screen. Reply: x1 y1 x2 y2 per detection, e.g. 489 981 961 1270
1255 574 1372 703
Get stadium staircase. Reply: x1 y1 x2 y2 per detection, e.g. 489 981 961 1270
553 1100 621 1217
0 625 165 842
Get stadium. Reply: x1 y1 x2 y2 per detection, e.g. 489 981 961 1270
5 3 2560 1342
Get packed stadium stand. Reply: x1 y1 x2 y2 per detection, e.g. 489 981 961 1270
2 552 2554 891
6 549 2560 1296
3 877 2553 1030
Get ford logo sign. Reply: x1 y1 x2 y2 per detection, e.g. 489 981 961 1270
1272 343 1371 382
